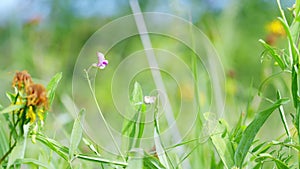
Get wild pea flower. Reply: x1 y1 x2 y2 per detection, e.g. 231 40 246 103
93 52 108 69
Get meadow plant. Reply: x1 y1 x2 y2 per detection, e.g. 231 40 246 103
1 0 300 169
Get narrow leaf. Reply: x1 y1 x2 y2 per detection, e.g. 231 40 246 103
234 98 289 167
36 134 69 161
259 39 286 70
130 82 143 111
5 92 16 103
136 104 146 147
0 104 24 114
153 122 169 168
46 72 62 107
210 123 235 169
276 91 291 138
143 155 166 169
69 109 85 160
256 153 289 169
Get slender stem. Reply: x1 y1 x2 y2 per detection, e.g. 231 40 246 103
0 141 17 164
9 116 20 147
76 154 128 167
36 133 128 167
84 69 125 162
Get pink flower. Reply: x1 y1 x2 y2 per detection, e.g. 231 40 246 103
93 52 108 69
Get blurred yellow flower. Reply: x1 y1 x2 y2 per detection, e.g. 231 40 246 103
37 109 44 122
266 20 285 36
26 106 36 123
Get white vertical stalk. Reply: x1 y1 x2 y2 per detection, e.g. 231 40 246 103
129 0 190 168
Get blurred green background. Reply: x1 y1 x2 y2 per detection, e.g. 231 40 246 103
0 0 295 164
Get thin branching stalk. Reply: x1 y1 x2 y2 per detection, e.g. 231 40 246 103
84 69 125 162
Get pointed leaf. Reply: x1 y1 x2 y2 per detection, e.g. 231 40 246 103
143 155 166 169
130 82 143 111
234 98 289 167
6 92 16 103
154 120 169 168
0 104 25 114
259 39 286 70
47 72 62 107
69 109 85 159
211 122 235 169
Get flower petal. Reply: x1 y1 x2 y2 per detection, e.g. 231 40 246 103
97 52 105 62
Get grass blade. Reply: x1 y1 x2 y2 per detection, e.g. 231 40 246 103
0 105 24 114
69 109 85 160
154 126 169 169
234 98 289 167
130 82 144 111
46 72 62 107
143 155 166 169
276 91 291 138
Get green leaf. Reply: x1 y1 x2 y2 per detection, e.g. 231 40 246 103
251 142 266 153
121 112 139 151
36 134 69 161
123 81 147 150
69 109 85 160
76 154 127 167
255 153 289 169
47 72 62 107
136 104 146 147
234 98 289 167
143 155 166 169
130 82 144 111
0 104 25 114
276 91 291 138
259 39 286 70
277 17 299 63
154 117 169 168
82 138 101 156
14 158 54 169
210 123 235 169
292 66 298 108
5 92 16 103
291 22 300 46
295 0 300 16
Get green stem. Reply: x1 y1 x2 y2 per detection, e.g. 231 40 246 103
76 154 128 167
36 133 128 167
84 68 125 162
0 141 17 164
